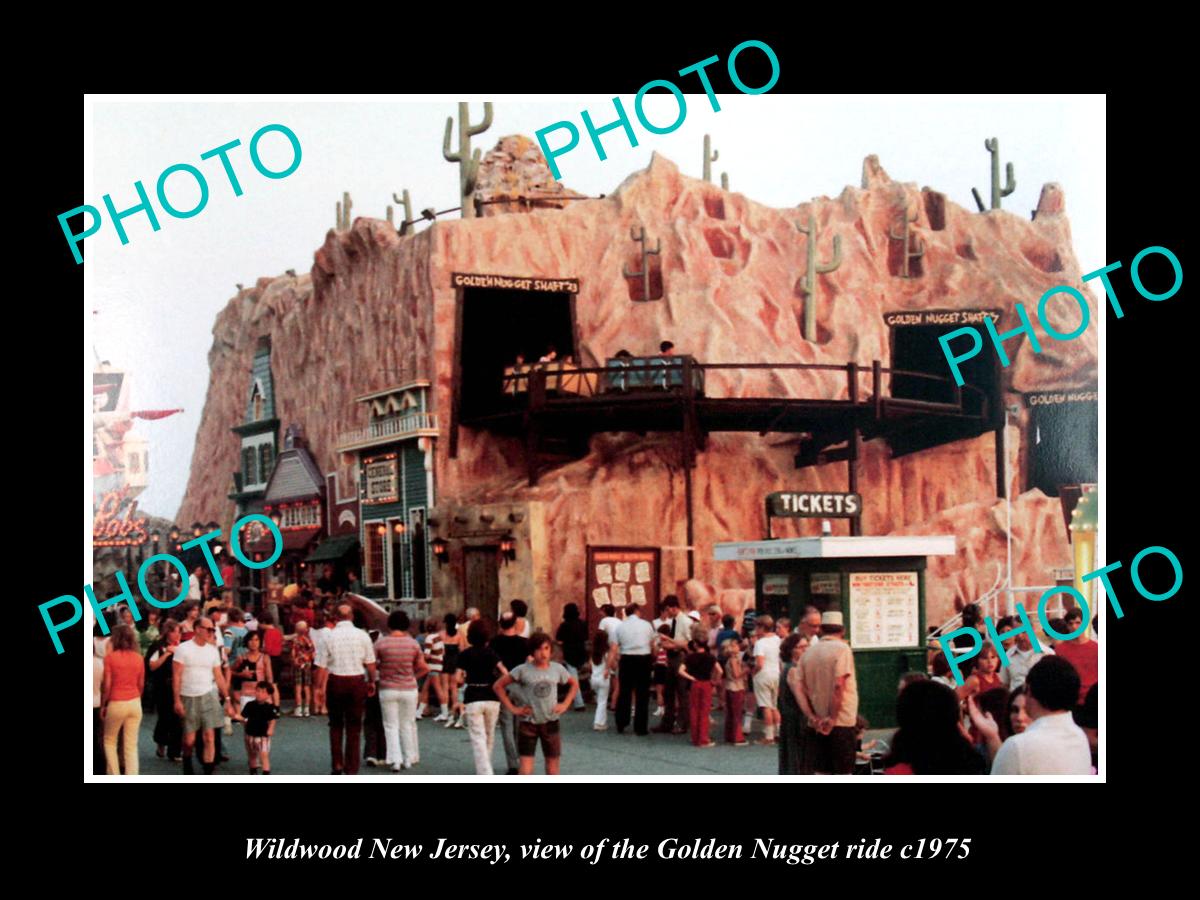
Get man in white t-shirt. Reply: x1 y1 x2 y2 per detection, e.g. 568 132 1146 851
988 656 1092 775
614 603 656 736
173 616 231 775
598 604 623 644
752 615 783 745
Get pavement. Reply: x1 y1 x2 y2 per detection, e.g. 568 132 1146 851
136 702 895 776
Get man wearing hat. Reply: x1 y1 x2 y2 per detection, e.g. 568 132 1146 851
794 611 858 774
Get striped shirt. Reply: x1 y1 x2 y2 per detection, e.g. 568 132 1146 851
314 621 376 677
374 634 423 691
423 634 444 673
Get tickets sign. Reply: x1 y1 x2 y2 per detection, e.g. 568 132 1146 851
767 491 861 518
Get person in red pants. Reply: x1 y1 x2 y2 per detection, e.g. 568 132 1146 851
678 628 723 748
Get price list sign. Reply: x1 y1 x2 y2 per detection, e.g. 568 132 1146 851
848 571 919 650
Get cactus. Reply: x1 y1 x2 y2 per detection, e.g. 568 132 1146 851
622 225 661 302
335 191 353 230
392 190 413 226
721 172 729 191
971 137 1015 211
888 200 925 278
795 212 843 341
703 134 719 183
443 102 493 219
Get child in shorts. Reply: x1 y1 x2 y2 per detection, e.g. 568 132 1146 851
233 681 280 775
493 632 578 775
653 623 671 717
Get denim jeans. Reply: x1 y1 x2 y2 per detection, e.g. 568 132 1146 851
562 663 587 709
498 698 520 771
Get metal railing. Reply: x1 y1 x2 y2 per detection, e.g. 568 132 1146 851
337 412 439 447
501 357 989 418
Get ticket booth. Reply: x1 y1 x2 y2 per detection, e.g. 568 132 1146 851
714 534 955 728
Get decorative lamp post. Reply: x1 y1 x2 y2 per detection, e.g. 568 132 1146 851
1069 489 1098 640
430 537 449 566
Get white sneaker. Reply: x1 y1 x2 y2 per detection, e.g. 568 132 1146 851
433 712 449 723
391 763 403 772
453 716 464 729
593 724 608 731
365 757 380 767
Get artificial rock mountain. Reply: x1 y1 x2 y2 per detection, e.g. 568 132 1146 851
178 139 1096 625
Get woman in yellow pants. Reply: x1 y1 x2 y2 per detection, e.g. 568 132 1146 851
102 625 145 775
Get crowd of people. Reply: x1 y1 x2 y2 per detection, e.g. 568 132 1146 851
91 572 1099 776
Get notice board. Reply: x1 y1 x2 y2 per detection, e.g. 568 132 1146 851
585 546 660 629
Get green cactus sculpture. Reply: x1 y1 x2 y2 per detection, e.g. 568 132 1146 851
971 137 1015 212
721 172 729 191
888 200 925 278
703 134 719 183
622 225 661 302
795 212 843 341
335 191 353 230
443 102 493 219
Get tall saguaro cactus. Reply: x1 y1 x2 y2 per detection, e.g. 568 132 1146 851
795 213 843 341
443 102 493 219
703 134 719 183
622 225 661 302
335 191 353 230
888 201 926 278
971 137 1016 211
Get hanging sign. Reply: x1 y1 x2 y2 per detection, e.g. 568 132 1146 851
452 272 580 294
767 491 861 518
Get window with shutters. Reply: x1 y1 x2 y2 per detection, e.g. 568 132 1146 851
243 447 257 486
259 443 273 482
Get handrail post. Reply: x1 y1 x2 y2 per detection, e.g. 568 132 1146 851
872 360 882 420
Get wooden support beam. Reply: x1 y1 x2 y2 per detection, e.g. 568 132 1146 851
847 362 862 536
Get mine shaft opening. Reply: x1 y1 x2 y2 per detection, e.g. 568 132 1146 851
458 285 577 422
1029 400 1097 497
891 323 995 417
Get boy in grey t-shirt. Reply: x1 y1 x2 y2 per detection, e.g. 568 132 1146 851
494 633 578 775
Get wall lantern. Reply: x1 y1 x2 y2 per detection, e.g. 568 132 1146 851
499 533 517 563
376 524 387 536
430 537 450 565
393 521 407 536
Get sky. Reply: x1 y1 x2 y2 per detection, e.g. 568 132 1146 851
84 94 1105 520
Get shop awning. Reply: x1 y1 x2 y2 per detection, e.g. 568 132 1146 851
305 534 359 563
